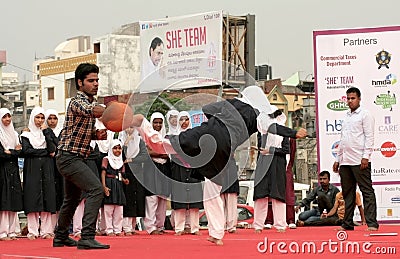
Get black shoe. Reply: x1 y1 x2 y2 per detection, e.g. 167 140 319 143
53 237 78 247
77 239 110 250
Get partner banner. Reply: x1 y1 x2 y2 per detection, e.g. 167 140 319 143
314 26 400 222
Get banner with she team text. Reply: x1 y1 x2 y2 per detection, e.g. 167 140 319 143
139 11 222 93
314 26 400 222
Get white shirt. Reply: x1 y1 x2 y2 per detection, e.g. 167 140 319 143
336 106 374 165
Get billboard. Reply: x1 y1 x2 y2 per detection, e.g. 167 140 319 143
139 11 223 93
314 26 400 222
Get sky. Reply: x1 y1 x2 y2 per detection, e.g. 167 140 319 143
2 0 400 82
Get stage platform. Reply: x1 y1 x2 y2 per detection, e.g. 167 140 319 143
1 225 399 258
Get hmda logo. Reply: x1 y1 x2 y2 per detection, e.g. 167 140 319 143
371 74 397 88
327 96 348 111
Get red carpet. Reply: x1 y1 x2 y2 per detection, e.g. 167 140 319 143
1 225 399 259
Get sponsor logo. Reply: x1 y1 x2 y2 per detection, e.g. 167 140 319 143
374 141 397 157
378 116 399 134
325 76 354 90
391 197 400 203
325 119 342 135
376 49 391 69
331 141 340 158
374 91 396 111
371 74 397 88
327 96 348 111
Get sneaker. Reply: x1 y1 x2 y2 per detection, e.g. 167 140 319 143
264 224 272 229
288 223 297 229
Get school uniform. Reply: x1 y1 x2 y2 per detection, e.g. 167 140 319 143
0 108 23 239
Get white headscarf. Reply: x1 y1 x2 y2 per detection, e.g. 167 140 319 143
166 110 179 135
238 85 274 134
106 139 124 170
0 108 20 150
150 112 166 137
177 111 192 133
264 105 286 149
150 112 167 164
95 118 115 153
45 109 62 137
21 106 47 149
119 127 141 159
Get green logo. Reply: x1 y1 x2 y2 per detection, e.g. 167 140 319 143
374 91 396 111
327 100 348 111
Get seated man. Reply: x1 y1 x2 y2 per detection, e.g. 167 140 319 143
297 191 366 227
295 171 340 223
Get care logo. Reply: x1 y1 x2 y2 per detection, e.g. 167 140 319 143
376 49 391 69
374 91 396 111
326 96 348 111
378 116 399 134
371 73 397 88
375 141 397 157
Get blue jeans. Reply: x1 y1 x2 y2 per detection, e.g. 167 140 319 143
298 208 321 223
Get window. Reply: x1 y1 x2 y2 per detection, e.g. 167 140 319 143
48 87 55 100
272 94 277 101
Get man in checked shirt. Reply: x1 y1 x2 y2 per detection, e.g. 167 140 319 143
53 63 110 249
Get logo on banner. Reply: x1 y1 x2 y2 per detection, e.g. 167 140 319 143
376 49 391 69
325 119 342 135
141 23 150 30
378 116 399 134
331 141 340 158
371 74 397 88
375 141 397 157
327 96 348 111
374 91 396 111
325 76 354 90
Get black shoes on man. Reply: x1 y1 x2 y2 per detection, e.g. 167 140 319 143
53 237 110 249
53 237 78 247
77 239 110 249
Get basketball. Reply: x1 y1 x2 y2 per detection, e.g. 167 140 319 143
102 101 134 132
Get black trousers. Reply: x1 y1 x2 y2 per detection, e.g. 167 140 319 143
339 163 379 229
54 151 103 240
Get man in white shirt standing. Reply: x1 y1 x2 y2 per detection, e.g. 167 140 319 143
333 87 379 231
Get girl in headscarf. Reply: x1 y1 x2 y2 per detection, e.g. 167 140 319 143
119 126 149 235
166 110 179 135
44 109 63 232
101 139 129 236
21 107 56 240
143 112 170 235
170 111 203 236
0 108 23 241
253 106 290 233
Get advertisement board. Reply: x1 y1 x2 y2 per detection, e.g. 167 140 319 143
139 11 223 93
314 26 400 222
